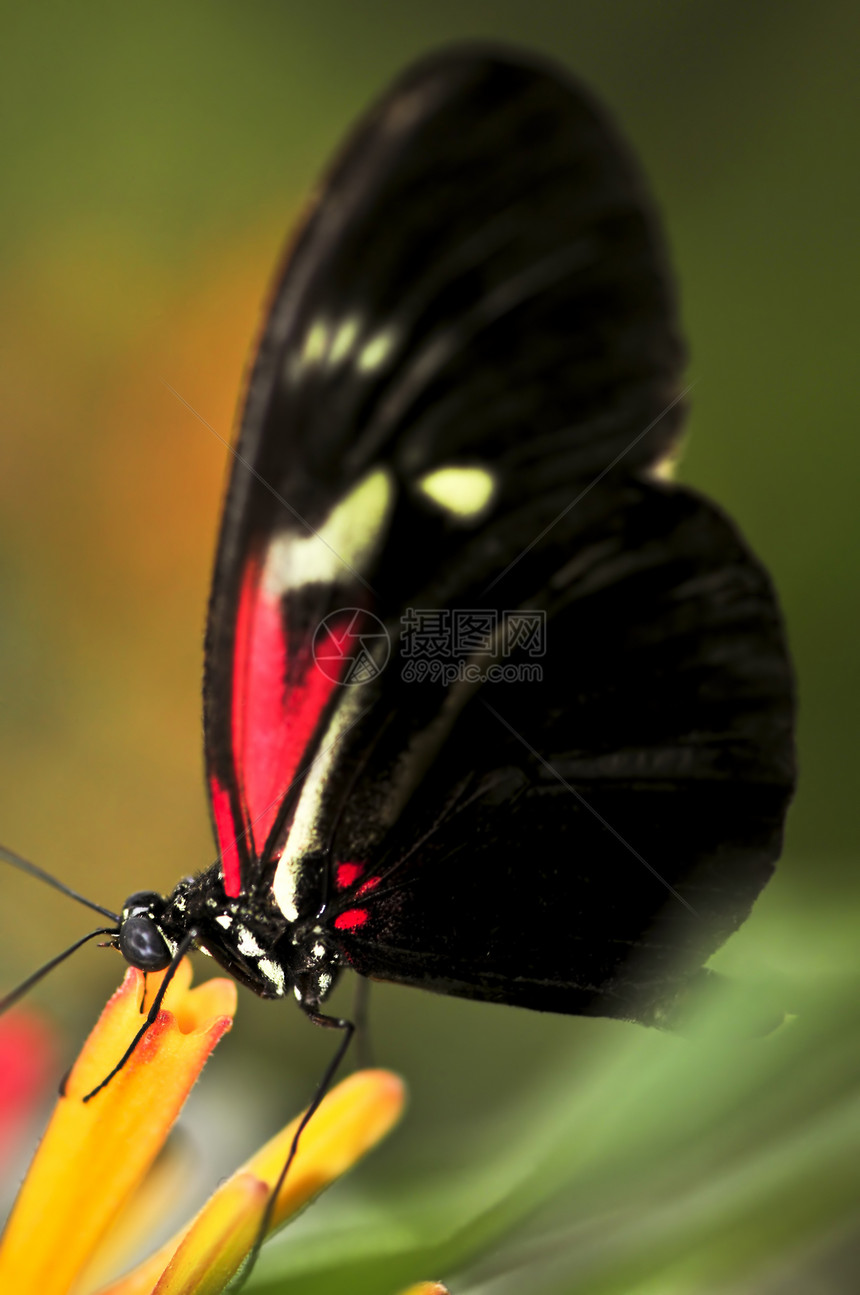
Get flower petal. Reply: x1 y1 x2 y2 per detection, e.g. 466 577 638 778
153 1176 269 1295
399 1285 450 1295
100 1069 405 1295
0 961 235 1295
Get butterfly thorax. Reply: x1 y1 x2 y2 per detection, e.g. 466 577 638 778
118 871 343 1009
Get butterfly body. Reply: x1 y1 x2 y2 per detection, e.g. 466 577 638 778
116 874 337 1007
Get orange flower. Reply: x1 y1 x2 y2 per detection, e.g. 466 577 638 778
0 960 234 1294
0 962 406 1295
398 1285 450 1294
99 1067 406 1295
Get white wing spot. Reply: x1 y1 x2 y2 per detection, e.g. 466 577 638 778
215 914 232 929
418 466 496 520
285 318 330 383
329 315 360 366
303 319 329 365
357 329 395 373
651 449 679 481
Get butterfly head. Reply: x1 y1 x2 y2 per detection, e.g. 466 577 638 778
118 891 173 971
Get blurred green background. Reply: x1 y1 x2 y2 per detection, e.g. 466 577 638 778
1 3 858 1292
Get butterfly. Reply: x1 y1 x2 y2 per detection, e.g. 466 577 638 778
1 43 795 1095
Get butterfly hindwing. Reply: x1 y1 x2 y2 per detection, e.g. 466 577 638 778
321 478 793 1024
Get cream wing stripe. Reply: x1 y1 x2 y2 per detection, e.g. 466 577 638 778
262 468 394 595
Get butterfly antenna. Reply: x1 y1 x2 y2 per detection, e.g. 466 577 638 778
0 927 118 1017
0 843 119 922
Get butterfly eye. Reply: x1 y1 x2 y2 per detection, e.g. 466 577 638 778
119 912 171 971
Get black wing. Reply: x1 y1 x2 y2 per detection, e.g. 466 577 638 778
203 44 685 896
333 481 794 1026
202 42 794 1024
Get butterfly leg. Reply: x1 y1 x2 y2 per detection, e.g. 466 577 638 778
353 973 374 1068
231 1010 355 1291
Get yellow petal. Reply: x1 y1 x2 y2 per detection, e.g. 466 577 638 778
100 1069 406 1295
154 1176 269 1295
0 961 235 1295
399 1286 450 1295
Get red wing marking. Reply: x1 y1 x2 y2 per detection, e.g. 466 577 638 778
211 559 355 894
211 777 243 897
232 561 290 851
334 908 369 931
336 862 365 889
